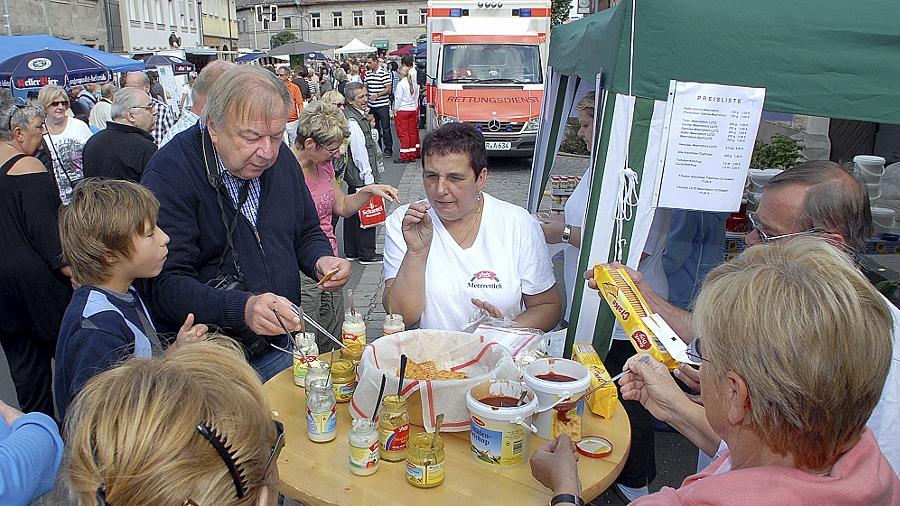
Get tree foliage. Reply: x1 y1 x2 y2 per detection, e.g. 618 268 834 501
551 0 570 26
271 30 298 50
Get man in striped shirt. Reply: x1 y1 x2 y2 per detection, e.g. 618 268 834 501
365 53 394 157
124 71 177 145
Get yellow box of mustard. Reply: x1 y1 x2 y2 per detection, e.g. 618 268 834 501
571 343 617 418
593 265 680 371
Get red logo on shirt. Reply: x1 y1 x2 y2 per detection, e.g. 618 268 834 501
468 270 502 289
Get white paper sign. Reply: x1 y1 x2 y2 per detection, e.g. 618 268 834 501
656 81 765 212
156 65 180 111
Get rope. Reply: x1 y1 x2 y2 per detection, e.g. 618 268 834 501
614 167 639 262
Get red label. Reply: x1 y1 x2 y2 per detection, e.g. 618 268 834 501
432 32 443 43
359 195 386 229
471 415 485 427
386 424 410 451
632 331 652 350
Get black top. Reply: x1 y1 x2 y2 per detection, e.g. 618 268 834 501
82 121 157 182
0 154 72 341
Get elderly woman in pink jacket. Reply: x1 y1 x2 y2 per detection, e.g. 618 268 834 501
531 236 899 506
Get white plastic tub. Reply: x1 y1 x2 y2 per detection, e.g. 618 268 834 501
465 380 538 468
523 358 591 439
855 155 886 185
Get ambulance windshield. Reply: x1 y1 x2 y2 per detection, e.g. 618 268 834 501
441 44 542 84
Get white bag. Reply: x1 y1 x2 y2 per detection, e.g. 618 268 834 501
349 329 518 432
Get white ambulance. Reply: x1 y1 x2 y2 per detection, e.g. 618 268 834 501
425 0 551 156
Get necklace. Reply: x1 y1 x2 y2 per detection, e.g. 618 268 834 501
457 196 483 246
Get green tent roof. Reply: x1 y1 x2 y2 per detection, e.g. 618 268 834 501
550 1 900 124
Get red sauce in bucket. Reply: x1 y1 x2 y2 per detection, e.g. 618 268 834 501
478 396 521 408
536 372 577 382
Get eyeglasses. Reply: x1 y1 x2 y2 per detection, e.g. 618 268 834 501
49 100 68 107
335 102 345 108
130 104 154 112
319 143 342 156
747 211 824 243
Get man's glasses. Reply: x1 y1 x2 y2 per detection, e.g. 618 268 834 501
748 211 824 243
131 104 154 112
49 100 68 107
319 142 342 156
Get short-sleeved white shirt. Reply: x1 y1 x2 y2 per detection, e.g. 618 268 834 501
384 193 557 330
869 293 900 474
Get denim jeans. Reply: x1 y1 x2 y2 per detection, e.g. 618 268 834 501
251 337 292 382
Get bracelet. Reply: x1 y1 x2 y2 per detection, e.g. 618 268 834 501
561 224 572 244
550 494 584 506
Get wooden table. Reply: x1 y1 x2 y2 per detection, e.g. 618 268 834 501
265 361 630 506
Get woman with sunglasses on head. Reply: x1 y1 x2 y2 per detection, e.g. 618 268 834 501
37 84 92 205
65 338 284 505
0 90 73 418
291 102 398 349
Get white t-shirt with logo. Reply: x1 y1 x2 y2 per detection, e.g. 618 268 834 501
384 193 557 331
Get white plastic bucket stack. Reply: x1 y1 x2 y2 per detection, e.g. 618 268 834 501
871 206 896 235
747 169 783 205
855 156 886 203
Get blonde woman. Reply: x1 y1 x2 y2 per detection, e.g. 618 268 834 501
65 338 282 505
393 65 420 162
291 102 398 348
348 64 362 83
37 84 92 204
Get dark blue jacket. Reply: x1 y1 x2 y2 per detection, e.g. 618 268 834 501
140 123 331 337
55 286 157 419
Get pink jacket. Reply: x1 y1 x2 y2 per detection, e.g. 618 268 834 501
635 429 899 505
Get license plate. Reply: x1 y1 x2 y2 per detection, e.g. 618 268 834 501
485 141 512 151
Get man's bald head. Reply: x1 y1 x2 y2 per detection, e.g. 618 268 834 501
191 60 235 115
124 71 151 92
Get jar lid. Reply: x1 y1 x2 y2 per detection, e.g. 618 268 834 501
576 436 613 458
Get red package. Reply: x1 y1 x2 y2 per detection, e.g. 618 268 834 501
358 195 386 229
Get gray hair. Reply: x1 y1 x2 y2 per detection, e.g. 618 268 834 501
203 66 290 130
192 60 235 101
765 160 872 254
0 90 46 141
332 68 347 82
111 88 151 120
343 81 366 102
100 83 117 100
124 71 150 88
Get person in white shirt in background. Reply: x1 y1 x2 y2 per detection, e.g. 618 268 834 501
161 61 233 147
179 71 196 116
393 64 420 163
88 83 117 131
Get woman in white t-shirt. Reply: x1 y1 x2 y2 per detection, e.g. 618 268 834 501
383 123 561 331
38 85 92 205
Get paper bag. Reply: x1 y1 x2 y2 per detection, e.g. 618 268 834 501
358 195 386 229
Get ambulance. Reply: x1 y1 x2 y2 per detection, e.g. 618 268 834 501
425 0 551 156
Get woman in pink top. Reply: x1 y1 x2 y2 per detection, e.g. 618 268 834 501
291 102 398 350
530 237 899 505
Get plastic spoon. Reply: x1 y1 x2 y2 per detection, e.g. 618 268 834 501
397 354 408 397
372 374 387 420
431 413 444 449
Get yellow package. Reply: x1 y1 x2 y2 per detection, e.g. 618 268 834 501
572 343 618 418
594 265 680 371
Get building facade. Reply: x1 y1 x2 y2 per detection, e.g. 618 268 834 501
3 0 108 49
235 0 427 52
115 0 201 52
202 0 239 50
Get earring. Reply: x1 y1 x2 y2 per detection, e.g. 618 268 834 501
476 193 482 201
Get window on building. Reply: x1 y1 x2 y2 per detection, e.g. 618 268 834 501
155 0 164 25
398 8 408 25
284 16 292 28
311 13 320 28
143 0 151 21
169 0 177 27
375 10 385 26
332 11 342 27
353 10 363 26
420 8 427 24
130 0 140 21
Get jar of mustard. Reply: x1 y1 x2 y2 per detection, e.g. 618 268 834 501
331 359 357 403
377 395 410 462
405 432 445 488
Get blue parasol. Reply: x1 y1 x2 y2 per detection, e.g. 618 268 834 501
142 54 196 75
0 48 112 90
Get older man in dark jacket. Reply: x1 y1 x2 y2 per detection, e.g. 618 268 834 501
82 88 157 182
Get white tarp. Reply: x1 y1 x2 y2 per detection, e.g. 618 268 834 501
334 38 378 55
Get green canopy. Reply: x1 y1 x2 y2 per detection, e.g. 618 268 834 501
550 0 900 124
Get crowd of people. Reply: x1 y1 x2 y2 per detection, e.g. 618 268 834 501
0 47 897 506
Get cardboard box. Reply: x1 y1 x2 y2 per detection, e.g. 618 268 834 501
572 343 618 419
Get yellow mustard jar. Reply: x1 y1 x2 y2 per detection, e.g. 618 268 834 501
405 432 445 488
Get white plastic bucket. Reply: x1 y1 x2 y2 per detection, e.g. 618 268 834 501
867 182 882 202
855 155 886 185
747 168 783 192
523 358 591 439
466 380 538 468
872 206 896 234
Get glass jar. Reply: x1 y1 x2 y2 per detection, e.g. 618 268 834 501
349 418 380 476
305 360 332 389
405 432 445 488
306 379 336 442
293 332 319 387
383 314 405 336
331 359 357 403
341 313 367 361
377 395 410 462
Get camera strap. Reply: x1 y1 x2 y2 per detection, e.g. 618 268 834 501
201 127 246 283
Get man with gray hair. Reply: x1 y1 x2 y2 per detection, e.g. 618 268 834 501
160 60 234 147
82 88 157 182
141 66 351 380
124 71 176 145
88 83 117 130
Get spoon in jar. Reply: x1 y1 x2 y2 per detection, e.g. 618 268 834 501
431 413 444 449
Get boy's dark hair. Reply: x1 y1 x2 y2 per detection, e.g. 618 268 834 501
421 122 487 177
401 55 414 67
58 178 160 285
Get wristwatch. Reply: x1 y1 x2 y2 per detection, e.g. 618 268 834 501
561 225 572 244
550 494 585 506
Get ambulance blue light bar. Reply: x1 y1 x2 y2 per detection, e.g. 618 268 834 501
450 8 470 16
515 8 532 16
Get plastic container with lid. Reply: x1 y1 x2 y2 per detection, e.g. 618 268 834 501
465 380 538 468
855 155 886 185
872 206 896 234
306 379 337 443
377 395 410 462
523 358 591 440
349 418 380 476
331 359 358 403
405 432 445 488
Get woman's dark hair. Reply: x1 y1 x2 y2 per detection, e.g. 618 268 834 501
421 122 487 177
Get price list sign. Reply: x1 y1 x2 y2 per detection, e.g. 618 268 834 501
656 81 765 212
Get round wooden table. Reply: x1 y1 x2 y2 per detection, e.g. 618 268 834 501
264 360 630 505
